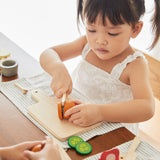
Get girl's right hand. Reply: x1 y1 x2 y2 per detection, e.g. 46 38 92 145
51 63 72 98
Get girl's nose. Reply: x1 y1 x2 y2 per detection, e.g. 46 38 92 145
96 38 107 45
96 35 107 45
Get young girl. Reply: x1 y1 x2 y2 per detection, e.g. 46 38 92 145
40 0 160 135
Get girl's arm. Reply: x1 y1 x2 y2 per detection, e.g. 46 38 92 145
40 35 87 75
39 36 87 98
100 57 155 123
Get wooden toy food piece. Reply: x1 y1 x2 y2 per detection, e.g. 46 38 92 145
99 148 120 160
68 136 92 155
58 101 76 119
68 136 84 148
124 136 140 160
75 141 92 155
14 82 28 94
32 142 45 152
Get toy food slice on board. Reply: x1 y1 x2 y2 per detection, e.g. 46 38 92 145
58 98 76 119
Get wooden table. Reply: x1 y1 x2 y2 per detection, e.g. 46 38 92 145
0 32 135 160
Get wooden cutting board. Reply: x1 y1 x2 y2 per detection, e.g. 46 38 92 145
27 90 101 141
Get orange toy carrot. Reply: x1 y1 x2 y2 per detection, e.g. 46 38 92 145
32 142 45 152
58 101 76 119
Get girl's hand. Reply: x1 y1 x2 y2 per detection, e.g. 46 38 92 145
0 141 41 160
50 63 72 98
24 136 61 160
64 100 102 127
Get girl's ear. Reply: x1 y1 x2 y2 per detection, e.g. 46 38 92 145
131 21 143 38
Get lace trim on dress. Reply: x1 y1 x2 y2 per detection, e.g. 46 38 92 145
111 52 147 79
81 44 147 80
81 43 91 59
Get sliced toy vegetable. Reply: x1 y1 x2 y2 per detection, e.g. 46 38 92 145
68 136 84 148
75 141 92 155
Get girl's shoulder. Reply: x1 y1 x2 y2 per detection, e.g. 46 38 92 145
118 50 148 73
112 50 148 81
72 35 88 56
126 51 149 75
130 51 148 66
75 35 88 50
131 49 148 63
78 36 92 58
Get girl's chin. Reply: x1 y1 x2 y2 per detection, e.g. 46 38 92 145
97 55 111 60
95 52 110 60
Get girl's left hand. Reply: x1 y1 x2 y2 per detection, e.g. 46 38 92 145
64 100 102 127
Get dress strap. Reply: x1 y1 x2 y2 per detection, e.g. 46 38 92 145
111 51 147 80
81 43 91 59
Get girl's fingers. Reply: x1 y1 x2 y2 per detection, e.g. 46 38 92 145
66 84 72 96
57 86 71 98
72 100 83 105
69 112 81 122
64 106 80 117
72 119 83 126
57 88 66 98
51 82 65 98
51 78 72 98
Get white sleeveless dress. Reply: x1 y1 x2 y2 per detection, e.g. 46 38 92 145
71 44 147 135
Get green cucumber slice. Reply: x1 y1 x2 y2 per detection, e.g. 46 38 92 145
75 141 92 155
68 136 84 148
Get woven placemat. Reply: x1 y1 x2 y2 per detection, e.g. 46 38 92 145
0 72 122 148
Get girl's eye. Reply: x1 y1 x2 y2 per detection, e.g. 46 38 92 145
108 32 119 36
87 29 96 33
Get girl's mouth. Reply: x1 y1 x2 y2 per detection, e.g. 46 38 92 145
96 48 109 54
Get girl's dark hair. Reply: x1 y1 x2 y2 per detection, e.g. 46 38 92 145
77 0 160 49
151 0 160 48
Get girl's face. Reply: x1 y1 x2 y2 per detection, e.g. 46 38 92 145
85 15 136 60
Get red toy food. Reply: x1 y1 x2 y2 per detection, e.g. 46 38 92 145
99 148 120 160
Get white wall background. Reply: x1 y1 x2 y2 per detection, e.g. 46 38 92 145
0 0 159 69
